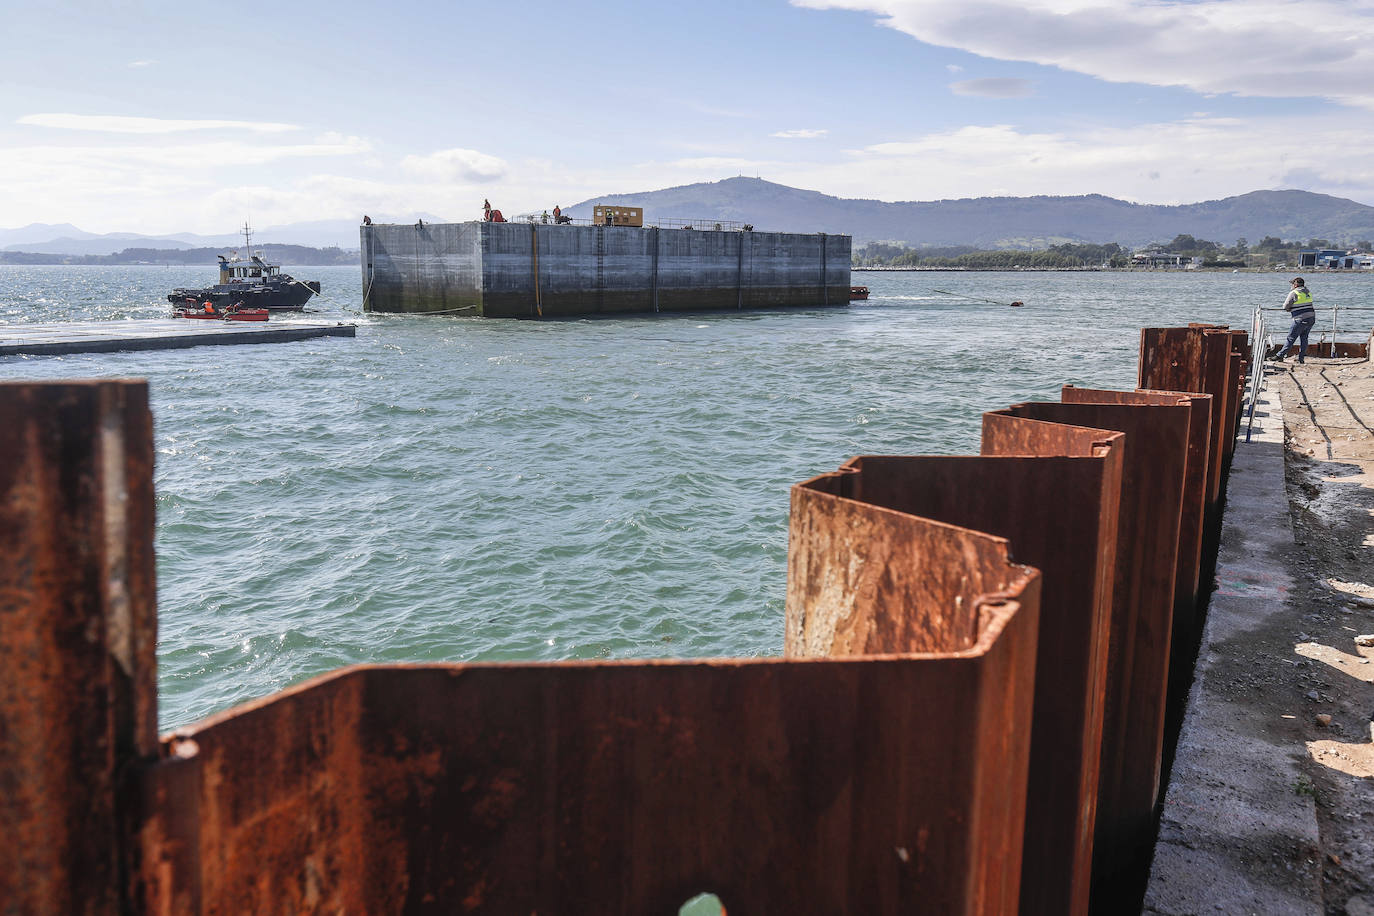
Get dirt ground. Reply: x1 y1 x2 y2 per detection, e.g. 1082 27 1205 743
1270 356 1374 914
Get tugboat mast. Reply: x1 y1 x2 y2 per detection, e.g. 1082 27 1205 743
241 221 254 258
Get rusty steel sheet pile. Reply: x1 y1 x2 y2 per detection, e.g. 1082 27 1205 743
1138 326 1239 615
1060 386 1214 746
1228 329 1250 432
0 380 159 916
145 634 1041 914
1139 327 1230 507
985 399 1190 915
5 324 1259 916
798 431 1125 916
2 382 1044 916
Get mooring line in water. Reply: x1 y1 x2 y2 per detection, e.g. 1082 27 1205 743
931 288 1023 306
285 277 359 313
412 304 479 315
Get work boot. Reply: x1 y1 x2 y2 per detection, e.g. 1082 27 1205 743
1274 350 1286 361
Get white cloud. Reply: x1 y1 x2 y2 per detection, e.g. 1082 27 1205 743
793 0 1374 108
0 134 374 233
17 113 299 133
400 148 508 183
127 60 155 68
950 78 1032 98
12 107 1374 236
0 136 368 179
779 114 1374 205
946 63 963 73
771 128 829 139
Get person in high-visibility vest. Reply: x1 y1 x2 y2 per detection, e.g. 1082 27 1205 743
1276 277 1317 363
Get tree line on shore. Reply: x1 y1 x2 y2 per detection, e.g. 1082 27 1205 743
853 235 1374 269
0 244 357 266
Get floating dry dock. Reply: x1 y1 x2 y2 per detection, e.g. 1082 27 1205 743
360 221 851 316
0 319 355 357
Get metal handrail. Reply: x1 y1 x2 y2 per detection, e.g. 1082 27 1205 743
654 218 748 231
1245 306 1269 443
1248 302 1371 439
510 214 595 226
1261 305 1374 357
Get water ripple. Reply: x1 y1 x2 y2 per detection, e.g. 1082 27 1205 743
0 264 1306 728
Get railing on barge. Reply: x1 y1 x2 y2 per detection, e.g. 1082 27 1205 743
510 213 753 231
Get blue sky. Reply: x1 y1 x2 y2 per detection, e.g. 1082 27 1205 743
4 0 1373 234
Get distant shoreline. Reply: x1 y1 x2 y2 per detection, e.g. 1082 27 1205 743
0 247 359 267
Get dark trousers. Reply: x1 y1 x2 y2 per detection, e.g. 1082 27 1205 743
1286 314 1316 358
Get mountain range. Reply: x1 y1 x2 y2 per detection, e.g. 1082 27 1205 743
7 180 1374 254
566 179 1374 249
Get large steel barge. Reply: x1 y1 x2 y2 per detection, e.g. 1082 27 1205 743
359 220 850 317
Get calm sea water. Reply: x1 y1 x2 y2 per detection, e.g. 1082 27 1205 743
2 264 1368 729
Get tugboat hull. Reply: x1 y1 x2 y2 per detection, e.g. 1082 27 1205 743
167 279 319 312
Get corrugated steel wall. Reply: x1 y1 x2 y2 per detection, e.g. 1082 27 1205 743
0 324 1258 915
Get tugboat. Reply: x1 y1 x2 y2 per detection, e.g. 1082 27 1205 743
167 223 320 312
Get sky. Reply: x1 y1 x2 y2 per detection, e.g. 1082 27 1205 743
4 0 1374 234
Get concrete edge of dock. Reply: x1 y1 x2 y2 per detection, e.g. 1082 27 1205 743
1144 385 1324 915
0 321 357 358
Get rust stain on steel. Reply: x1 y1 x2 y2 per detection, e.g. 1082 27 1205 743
1138 328 1237 615
989 400 1190 914
1138 327 1228 508
153 631 1041 915
1137 326 1202 395
137 673 369 915
1199 330 1236 495
976 418 1124 916
123 456 1043 915
1061 387 1212 737
784 471 1043 914
1321 340 1371 358
786 467 1038 658
817 430 1124 916
0 380 158 916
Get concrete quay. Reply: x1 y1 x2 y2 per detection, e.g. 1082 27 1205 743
1146 356 1374 915
1144 383 1323 914
0 319 356 357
